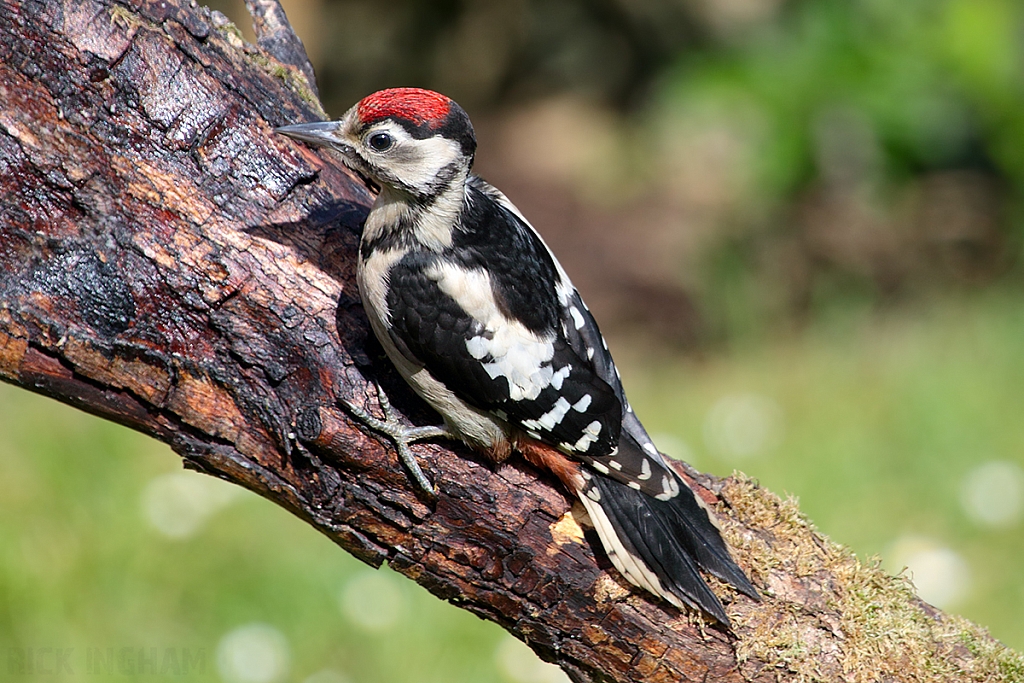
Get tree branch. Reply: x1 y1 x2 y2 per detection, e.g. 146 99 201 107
0 1 1020 681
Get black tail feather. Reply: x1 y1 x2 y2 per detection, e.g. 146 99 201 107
655 477 760 600
590 472 757 625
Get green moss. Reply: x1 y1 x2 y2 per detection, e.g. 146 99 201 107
213 19 246 46
245 51 325 116
109 5 141 29
723 475 1024 682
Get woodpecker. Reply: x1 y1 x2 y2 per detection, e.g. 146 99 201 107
277 88 758 626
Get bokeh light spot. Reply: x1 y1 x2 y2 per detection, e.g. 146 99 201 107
886 536 971 609
216 623 290 683
960 460 1024 527
703 393 783 460
141 471 242 539
339 570 406 632
494 635 570 683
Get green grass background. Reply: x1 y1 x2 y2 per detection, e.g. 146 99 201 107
1 289 1023 682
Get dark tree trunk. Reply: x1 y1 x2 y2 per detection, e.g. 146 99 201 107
0 1 1019 681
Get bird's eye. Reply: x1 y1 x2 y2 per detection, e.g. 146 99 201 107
368 132 394 152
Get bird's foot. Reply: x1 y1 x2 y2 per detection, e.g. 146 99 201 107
340 384 449 496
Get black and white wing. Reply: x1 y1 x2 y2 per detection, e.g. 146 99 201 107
385 179 623 455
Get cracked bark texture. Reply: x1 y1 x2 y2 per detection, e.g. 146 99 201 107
1 1 1022 681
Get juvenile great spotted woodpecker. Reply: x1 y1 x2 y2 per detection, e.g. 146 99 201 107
277 88 758 626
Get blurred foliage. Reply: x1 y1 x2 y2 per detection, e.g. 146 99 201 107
618 288 1024 652
0 384 526 683
286 0 709 112
668 0 1022 195
653 0 1024 341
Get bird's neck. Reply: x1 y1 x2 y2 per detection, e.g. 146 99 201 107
363 173 469 254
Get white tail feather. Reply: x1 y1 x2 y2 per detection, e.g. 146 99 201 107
575 487 684 609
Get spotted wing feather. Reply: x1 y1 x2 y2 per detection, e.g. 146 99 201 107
384 255 621 454
556 287 685 499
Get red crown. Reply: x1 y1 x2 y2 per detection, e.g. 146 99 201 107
357 88 452 128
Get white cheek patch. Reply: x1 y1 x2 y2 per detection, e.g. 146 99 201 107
391 135 463 192
428 262 557 401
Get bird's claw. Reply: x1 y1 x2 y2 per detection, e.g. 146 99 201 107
341 385 449 496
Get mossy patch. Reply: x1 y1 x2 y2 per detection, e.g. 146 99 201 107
719 475 1024 682
209 12 246 49
244 51 324 115
109 4 145 31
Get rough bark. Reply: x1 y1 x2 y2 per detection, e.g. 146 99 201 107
0 1 1021 681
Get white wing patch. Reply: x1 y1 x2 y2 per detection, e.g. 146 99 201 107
569 306 585 330
522 397 572 432
572 420 603 452
638 458 652 481
655 474 681 501
427 262 559 401
465 336 490 359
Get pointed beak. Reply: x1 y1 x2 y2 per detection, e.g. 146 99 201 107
275 121 347 148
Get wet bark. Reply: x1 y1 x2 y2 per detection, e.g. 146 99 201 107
0 1 1019 681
